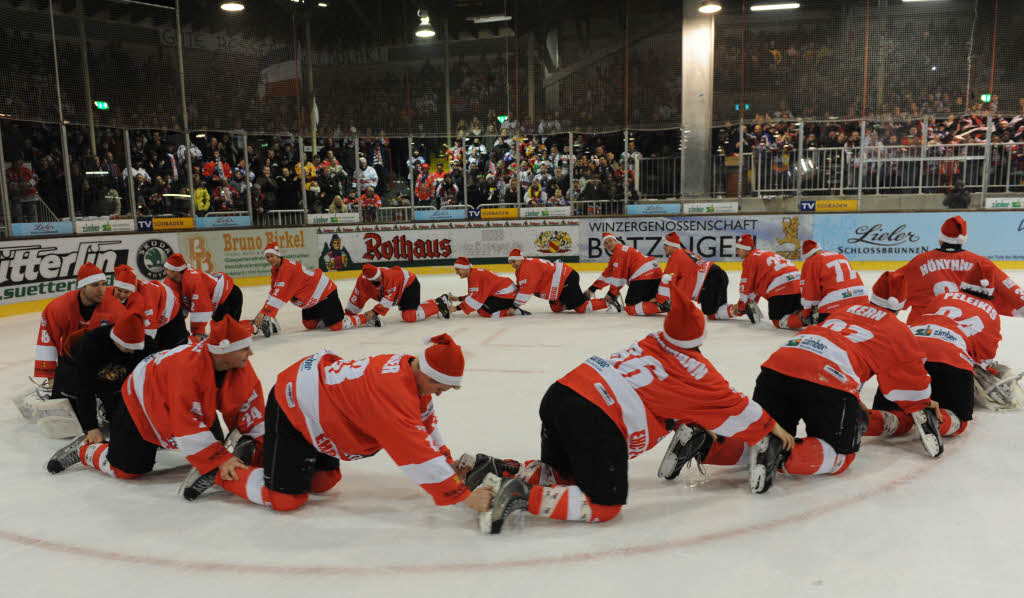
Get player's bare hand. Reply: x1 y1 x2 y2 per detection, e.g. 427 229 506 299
83 428 105 444
447 293 458 302
465 486 494 512
771 423 795 452
218 456 249 481
584 289 594 299
929 400 943 422
253 312 265 328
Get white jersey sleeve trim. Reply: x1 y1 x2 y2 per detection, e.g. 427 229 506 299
35 345 59 362
399 454 455 485
710 399 766 438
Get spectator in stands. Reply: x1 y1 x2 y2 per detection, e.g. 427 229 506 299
361 185 381 221
355 156 379 191
212 178 239 212
526 180 547 206
276 166 300 210
193 179 211 217
328 194 348 214
296 157 317 187
253 166 277 211
436 175 459 206
202 150 231 181
344 188 360 211
466 175 487 208
35 154 66 219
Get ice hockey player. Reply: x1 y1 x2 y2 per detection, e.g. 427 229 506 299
668 272 939 497
733 234 804 329
661 232 735 320
64 311 154 443
206 333 494 514
463 276 794 534
448 257 526 318
586 232 666 316
137 276 188 350
896 216 1024 321
868 264 1004 441
345 263 451 323
798 240 868 324
46 315 266 495
162 253 243 342
256 241 379 334
507 249 615 313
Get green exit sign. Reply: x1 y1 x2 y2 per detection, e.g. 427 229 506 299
980 94 992 103
93 100 109 110
496 114 509 123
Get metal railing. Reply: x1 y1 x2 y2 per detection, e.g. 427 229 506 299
638 156 680 199
260 209 305 227
572 199 624 216
377 206 414 223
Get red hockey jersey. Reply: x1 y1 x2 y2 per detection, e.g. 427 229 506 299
908 292 1001 372
738 250 801 303
170 268 235 335
513 258 573 306
761 304 932 412
800 251 868 314
275 350 469 506
34 288 126 378
121 342 265 473
459 268 517 314
559 332 776 458
592 244 663 296
896 249 1024 318
138 280 180 339
261 258 337 318
663 249 712 301
345 266 416 316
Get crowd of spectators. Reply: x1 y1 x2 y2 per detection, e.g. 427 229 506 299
712 100 1024 194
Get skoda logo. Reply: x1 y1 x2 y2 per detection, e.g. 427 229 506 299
137 239 174 280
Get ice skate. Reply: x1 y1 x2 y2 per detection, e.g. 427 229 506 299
46 435 86 474
745 303 763 324
605 293 622 313
478 474 531 534
457 453 522 490
514 307 531 316
749 435 785 494
657 300 671 313
434 295 452 320
181 430 255 501
366 311 382 328
658 424 713 480
912 409 944 458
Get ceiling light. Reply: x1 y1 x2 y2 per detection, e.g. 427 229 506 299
902 0 946 3
415 9 436 38
469 14 512 24
698 0 722 13
220 2 244 11
317 2 327 6
750 2 800 10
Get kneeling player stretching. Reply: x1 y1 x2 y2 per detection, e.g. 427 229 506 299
734 234 804 329
463 276 793 533
207 334 493 513
588 232 666 316
255 241 378 333
448 257 526 318
346 263 451 322
46 316 266 492
867 265 1002 441
507 249 614 313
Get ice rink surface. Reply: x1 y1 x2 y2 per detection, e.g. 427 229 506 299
3 269 1023 598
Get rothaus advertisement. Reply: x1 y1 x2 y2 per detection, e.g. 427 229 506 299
0 234 178 304
814 212 1024 261
316 220 578 270
577 215 810 263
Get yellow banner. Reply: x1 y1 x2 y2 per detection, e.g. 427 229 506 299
152 217 195 231
813 199 858 212
481 207 519 219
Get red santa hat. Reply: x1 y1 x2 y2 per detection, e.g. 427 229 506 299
362 263 381 281
960 263 995 298
77 262 106 289
110 312 146 351
163 253 187 272
938 216 967 245
453 256 472 270
661 272 706 350
206 315 254 354
113 265 137 292
664 232 682 249
601 232 617 243
264 242 281 256
801 239 822 260
736 234 756 251
507 248 524 262
418 333 465 387
869 271 908 311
